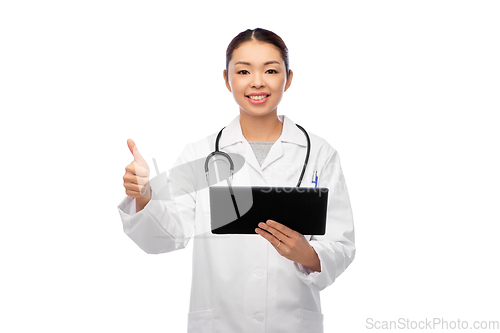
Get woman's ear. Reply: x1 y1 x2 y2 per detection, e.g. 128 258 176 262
223 70 232 92
284 69 293 92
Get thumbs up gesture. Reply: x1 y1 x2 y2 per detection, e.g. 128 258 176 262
123 139 151 204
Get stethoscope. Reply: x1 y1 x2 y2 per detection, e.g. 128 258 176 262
204 124 311 188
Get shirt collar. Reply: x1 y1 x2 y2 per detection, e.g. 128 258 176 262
218 114 308 149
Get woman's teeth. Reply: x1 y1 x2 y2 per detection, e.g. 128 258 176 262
248 95 268 100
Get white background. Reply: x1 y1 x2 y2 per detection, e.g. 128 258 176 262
1 1 499 332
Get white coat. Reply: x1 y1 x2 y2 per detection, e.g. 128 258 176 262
117 114 355 333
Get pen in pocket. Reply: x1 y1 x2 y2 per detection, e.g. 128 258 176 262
311 170 318 188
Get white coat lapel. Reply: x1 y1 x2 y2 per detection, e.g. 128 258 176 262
240 140 265 176
259 140 284 170
260 115 307 170
218 115 265 180
217 114 307 179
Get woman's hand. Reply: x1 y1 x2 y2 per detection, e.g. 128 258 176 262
255 220 321 272
123 139 151 211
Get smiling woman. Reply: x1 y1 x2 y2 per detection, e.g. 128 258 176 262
118 28 355 333
224 39 293 141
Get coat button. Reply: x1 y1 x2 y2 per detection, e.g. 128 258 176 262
254 313 264 322
255 269 263 277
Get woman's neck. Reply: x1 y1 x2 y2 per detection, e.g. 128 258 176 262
239 111 283 142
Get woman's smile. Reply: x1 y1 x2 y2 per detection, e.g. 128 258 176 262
246 92 270 104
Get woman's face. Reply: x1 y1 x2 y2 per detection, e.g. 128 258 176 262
224 40 293 118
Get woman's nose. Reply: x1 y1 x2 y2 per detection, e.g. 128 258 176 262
250 73 265 88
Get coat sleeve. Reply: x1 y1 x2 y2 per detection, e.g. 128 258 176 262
293 148 356 291
117 143 198 254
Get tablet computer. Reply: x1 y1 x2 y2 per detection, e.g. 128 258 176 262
210 186 328 235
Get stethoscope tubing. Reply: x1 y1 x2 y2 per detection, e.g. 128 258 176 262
205 124 311 187
294 124 311 187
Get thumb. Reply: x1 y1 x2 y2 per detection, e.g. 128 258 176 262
127 139 146 164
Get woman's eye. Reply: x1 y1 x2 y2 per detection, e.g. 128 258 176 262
237 70 249 75
266 69 278 74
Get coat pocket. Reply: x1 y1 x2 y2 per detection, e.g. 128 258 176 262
188 309 214 333
301 308 324 333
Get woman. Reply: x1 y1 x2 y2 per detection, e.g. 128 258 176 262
118 28 355 333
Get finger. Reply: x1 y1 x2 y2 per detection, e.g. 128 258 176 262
123 172 149 187
257 223 284 242
265 219 297 238
127 139 146 164
259 221 288 243
126 188 150 198
127 176 148 187
255 227 280 244
255 227 289 251
125 181 150 196
125 162 149 177
125 188 142 197
123 173 139 185
123 182 143 193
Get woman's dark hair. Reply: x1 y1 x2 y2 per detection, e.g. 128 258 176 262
225 28 290 80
